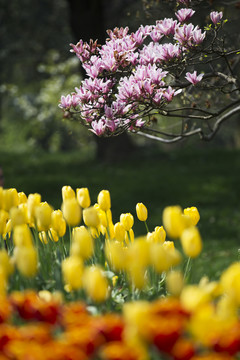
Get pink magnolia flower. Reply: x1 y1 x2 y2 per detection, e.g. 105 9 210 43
210 11 223 25
59 95 72 109
185 71 204 85
175 9 195 23
156 18 177 36
91 120 106 136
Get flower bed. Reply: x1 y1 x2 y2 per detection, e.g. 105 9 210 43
0 185 240 359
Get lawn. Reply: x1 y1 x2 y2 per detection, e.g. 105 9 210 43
0 143 239 283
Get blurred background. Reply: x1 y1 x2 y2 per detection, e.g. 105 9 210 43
1 0 240 280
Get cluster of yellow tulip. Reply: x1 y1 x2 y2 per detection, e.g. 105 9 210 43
0 184 203 305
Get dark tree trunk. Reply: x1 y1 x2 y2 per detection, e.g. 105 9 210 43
66 0 134 161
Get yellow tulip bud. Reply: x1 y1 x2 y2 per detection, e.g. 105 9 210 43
61 198 82 227
62 256 83 290
136 202 148 222
154 226 166 244
97 190 111 211
83 206 100 228
76 188 91 208
166 270 184 297
27 193 41 223
184 207 200 226
9 207 27 227
39 231 48 244
62 185 75 202
180 226 202 258
35 202 53 232
13 224 33 247
114 222 125 242
220 262 240 304
14 246 38 277
0 250 14 276
51 210 66 237
82 266 109 302
162 206 189 239
48 228 59 242
71 226 94 259
18 192 27 204
2 188 19 211
120 213 134 231
0 210 9 235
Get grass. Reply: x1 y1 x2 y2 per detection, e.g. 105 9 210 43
0 143 239 283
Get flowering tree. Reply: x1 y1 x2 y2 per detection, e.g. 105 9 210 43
59 0 240 143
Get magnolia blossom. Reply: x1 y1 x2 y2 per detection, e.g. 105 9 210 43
210 11 223 25
185 71 204 85
175 8 195 23
60 7 211 137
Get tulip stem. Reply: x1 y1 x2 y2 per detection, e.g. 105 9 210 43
144 221 150 233
184 257 192 282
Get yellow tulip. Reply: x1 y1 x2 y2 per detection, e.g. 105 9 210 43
9 207 28 227
150 243 172 273
83 206 100 228
162 205 187 239
184 206 200 226
128 237 149 268
180 285 210 312
97 190 111 211
120 213 134 231
114 222 125 242
27 193 41 224
2 188 19 211
51 210 66 237
0 210 9 235
0 250 14 276
129 264 147 290
71 226 94 259
180 226 202 258
82 265 109 302
62 185 75 202
136 203 148 222
105 240 128 271
18 192 27 204
62 256 83 290
35 202 53 232
48 228 59 242
13 224 33 247
220 262 240 304
76 188 91 208
61 198 82 227
14 246 38 277
166 270 184 297
154 226 166 244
